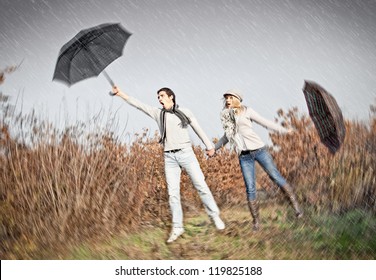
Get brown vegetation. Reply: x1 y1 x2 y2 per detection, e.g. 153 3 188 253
0 68 375 259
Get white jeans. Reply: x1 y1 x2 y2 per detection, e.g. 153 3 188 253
164 147 220 228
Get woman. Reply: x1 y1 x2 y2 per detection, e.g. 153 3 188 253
212 89 303 231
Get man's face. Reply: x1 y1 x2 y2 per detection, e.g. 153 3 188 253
158 91 174 110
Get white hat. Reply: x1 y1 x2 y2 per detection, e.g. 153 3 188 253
224 89 243 102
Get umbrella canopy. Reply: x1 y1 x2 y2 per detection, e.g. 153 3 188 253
53 23 131 86
302 80 346 154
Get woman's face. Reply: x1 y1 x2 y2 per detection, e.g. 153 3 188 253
224 94 240 109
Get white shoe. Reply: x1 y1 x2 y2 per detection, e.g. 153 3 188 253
167 228 184 243
213 216 225 230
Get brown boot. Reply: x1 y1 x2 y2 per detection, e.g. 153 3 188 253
247 200 260 231
281 184 303 218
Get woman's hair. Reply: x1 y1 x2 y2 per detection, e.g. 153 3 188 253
158 87 176 109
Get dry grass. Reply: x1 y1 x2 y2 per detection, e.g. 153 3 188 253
270 106 376 213
66 206 376 260
1 68 375 259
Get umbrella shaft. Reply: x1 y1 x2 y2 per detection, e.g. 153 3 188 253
102 70 114 86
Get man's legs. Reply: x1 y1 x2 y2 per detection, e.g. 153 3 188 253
164 153 184 230
177 148 224 229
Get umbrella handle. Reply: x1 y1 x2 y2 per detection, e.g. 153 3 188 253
102 70 115 86
102 70 117 96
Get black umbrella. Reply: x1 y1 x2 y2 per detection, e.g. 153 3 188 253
302 80 346 154
53 23 131 88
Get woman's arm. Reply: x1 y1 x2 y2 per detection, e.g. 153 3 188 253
214 134 229 150
247 107 288 133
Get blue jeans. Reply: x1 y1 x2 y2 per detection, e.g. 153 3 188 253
164 147 220 228
239 147 287 201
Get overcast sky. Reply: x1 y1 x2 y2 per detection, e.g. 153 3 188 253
1 0 376 145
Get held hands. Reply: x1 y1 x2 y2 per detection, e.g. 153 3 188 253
206 148 215 157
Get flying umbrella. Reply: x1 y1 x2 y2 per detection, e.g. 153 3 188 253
302 80 346 154
53 23 131 89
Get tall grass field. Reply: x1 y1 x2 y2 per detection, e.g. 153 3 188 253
1 68 375 259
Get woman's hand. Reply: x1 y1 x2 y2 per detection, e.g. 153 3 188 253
206 148 215 157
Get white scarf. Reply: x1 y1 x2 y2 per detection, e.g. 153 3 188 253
220 108 245 153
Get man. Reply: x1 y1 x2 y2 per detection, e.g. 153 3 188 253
112 86 225 243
